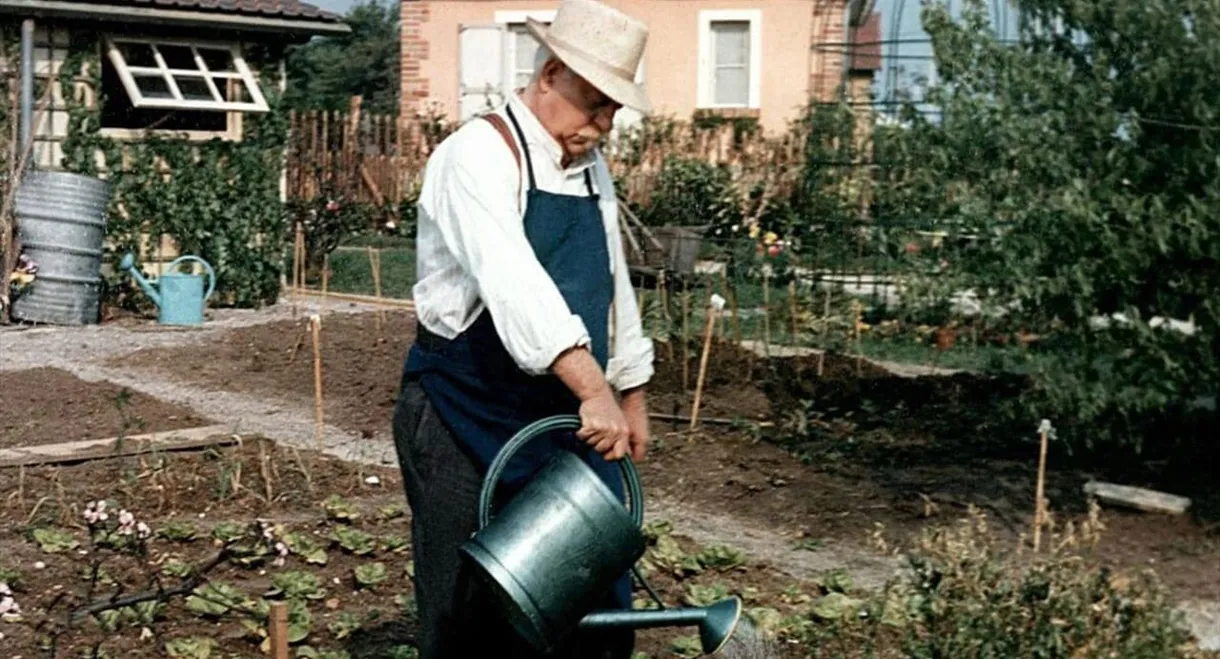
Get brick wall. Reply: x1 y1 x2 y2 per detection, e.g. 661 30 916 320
808 0 847 101
400 0 431 119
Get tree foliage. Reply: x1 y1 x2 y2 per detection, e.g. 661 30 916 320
283 0 400 114
876 0 1220 449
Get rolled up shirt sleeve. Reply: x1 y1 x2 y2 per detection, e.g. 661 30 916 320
424 122 591 375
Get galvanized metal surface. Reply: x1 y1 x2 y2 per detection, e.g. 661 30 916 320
10 170 112 326
461 450 648 653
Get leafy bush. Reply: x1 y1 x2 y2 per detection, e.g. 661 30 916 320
795 506 1213 659
641 155 741 232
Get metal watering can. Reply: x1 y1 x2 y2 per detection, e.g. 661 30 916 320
118 252 216 326
459 415 745 656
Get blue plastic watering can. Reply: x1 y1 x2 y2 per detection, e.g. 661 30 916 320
118 252 216 326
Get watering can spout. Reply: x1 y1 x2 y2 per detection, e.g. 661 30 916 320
118 252 161 308
578 597 743 655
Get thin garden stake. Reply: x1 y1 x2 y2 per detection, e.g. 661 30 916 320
368 246 385 330
762 268 771 358
690 294 726 431
681 278 690 390
717 269 727 341
311 314 324 451
321 253 330 308
658 270 673 360
788 280 798 347
1033 419 1053 552
818 285 832 377
269 601 289 659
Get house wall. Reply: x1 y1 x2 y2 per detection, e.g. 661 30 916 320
401 0 851 134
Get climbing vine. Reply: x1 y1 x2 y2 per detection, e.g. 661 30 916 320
56 31 290 309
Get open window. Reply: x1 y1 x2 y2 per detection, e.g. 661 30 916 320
99 35 268 137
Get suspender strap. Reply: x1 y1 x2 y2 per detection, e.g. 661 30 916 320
504 105 538 191
482 112 523 209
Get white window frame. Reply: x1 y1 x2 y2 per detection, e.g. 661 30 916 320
102 35 269 113
494 10 556 93
696 9 762 110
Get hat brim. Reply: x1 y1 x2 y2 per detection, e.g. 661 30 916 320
526 17 652 114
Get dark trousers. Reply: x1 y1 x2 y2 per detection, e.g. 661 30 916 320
392 379 635 659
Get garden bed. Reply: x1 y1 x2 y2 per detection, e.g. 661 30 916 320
0 435 822 658
0 367 210 451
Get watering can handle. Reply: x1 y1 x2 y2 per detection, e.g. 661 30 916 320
167 256 217 302
478 414 644 531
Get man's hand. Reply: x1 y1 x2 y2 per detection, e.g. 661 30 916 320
620 387 650 462
551 346 630 459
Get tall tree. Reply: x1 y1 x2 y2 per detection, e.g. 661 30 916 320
283 0 400 114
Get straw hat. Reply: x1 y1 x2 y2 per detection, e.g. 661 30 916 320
526 0 651 113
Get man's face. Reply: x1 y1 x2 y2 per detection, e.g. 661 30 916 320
537 60 621 161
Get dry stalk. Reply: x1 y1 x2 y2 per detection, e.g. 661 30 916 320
311 314 324 451
259 437 274 504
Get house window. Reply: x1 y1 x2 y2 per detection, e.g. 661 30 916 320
697 10 762 109
494 11 555 92
99 36 268 136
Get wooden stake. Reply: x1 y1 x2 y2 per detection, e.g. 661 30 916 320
311 315 324 451
1032 421 1050 552
762 270 771 358
269 601 289 659
788 280 798 346
690 295 725 431
321 253 330 307
681 279 690 391
817 286 832 377
368 246 385 330
717 269 728 341
658 271 673 360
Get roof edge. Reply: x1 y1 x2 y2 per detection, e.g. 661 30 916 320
0 0 351 36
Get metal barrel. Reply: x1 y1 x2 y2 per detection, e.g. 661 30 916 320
10 170 113 326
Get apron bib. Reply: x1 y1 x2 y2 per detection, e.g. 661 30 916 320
402 104 629 608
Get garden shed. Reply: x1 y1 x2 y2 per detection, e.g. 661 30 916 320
0 0 349 309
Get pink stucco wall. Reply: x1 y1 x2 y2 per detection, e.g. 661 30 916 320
403 0 849 134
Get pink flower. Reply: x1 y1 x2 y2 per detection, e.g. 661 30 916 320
84 501 109 525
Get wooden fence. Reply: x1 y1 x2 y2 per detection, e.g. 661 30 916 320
285 96 447 208
285 97 822 216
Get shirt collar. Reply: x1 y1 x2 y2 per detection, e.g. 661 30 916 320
506 92 598 174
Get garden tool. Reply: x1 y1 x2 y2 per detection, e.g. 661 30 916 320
118 252 215 326
459 415 745 656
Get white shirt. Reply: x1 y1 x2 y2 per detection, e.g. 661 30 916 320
412 93 655 392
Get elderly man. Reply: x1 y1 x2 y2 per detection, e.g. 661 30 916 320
391 0 654 657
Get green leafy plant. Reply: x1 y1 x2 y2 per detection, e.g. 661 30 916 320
211 522 246 545
158 520 200 543
323 494 360 523
329 526 376 556
266 571 326 601
32 528 79 553
283 532 329 565
353 562 387 590
165 636 219 659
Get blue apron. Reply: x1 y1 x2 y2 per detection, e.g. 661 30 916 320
403 104 631 609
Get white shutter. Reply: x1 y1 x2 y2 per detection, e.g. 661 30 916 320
458 23 507 122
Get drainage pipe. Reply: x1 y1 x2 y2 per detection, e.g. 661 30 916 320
19 17 33 161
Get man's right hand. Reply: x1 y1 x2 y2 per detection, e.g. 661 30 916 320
576 392 630 460
551 345 630 460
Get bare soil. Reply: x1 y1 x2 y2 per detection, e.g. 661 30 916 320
0 367 209 450
2 308 1214 656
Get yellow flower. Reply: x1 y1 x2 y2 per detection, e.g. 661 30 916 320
748 224 760 239
763 231 778 245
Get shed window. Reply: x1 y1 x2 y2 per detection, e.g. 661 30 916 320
103 36 268 112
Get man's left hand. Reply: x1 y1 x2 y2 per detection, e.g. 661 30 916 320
620 387 650 462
